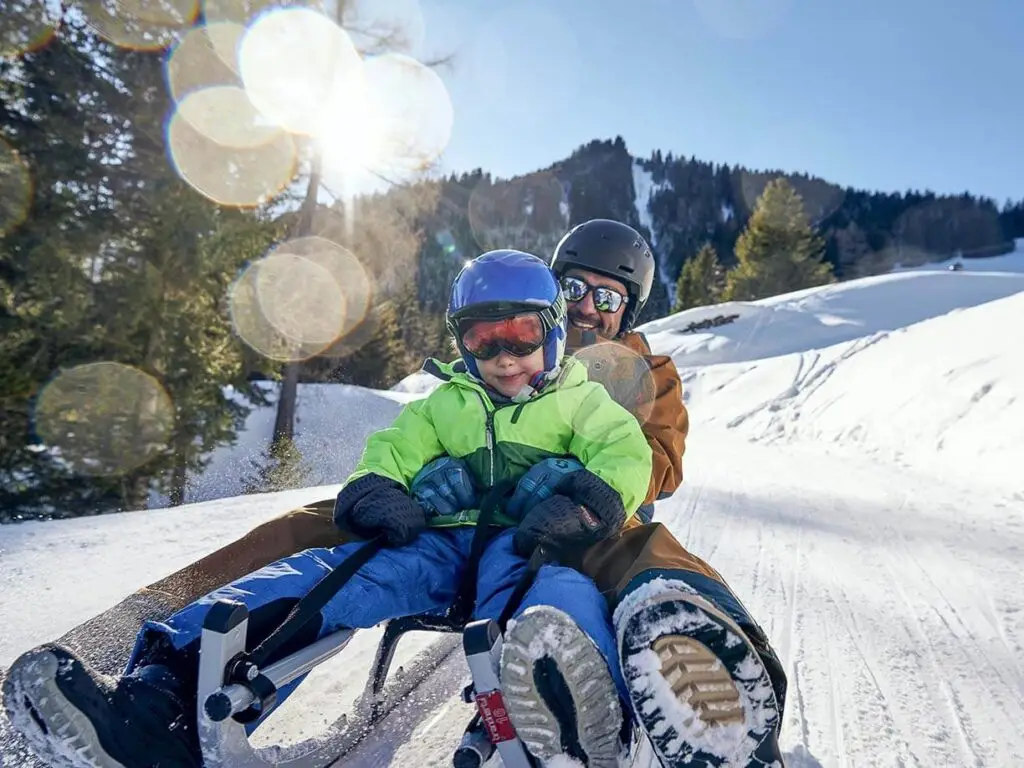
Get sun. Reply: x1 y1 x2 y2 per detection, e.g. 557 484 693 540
317 75 387 179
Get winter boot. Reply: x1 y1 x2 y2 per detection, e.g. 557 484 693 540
2 643 201 768
500 605 627 768
616 587 780 768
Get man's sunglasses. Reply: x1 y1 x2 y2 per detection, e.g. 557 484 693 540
560 276 628 313
457 313 545 360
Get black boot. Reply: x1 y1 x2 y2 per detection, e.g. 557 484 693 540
2 643 200 767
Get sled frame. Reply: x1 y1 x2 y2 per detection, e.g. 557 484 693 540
196 600 535 768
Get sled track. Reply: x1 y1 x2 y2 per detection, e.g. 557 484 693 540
0 636 469 768
326 638 468 767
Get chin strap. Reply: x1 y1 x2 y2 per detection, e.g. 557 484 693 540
510 366 561 403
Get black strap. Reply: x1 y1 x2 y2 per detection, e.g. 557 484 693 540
247 534 386 669
449 479 517 622
496 544 552 632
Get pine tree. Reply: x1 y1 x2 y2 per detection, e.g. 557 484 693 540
0 14 136 517
243 435 311 495
1 17 282 516
674 243 724 311
328 300 411 389
724 178 834 301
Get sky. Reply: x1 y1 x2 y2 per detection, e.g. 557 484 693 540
381 0 1024 204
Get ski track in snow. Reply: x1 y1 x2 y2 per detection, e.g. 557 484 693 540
659 436 1024 768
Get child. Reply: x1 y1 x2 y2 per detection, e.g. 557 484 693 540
6 249 653 767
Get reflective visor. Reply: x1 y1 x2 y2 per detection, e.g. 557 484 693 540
457 313 545 360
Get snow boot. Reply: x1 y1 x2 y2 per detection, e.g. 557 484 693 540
500 605 626 768
2 643 201 768
617 587 780 768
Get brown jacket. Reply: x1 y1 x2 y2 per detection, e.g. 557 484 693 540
566 327 689 504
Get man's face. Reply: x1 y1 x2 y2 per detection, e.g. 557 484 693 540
560 267 628 340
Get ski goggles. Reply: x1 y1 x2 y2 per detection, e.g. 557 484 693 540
456 312 546 360
560 276 628 313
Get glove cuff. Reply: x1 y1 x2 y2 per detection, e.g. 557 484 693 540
556 469 627 532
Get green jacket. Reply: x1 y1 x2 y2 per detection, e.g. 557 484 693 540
345 356 653 528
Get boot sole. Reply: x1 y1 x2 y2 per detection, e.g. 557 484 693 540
501 606 622 768
620 591 779 768
2 647 126 768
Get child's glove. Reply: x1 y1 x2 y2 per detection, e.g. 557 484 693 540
506 457 585 521
334 473 427 547
513 469 627 556
410 456 478 518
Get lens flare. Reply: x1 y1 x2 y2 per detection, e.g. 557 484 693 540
0 138 32 237
167 91 297 207
341 0 426 55
565 342 657 430
166 22 244 102
175 84 281 148
229 237 373 362
360 52 453 173
1 1 60 58
239 7 364 136
33 362 175 476
78 0 198 51
468 171 567 254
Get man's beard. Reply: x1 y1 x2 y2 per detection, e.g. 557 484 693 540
565 314 611 352
567 308 614 336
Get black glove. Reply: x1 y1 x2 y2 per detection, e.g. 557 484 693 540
513 469 627 556
334 473 427 547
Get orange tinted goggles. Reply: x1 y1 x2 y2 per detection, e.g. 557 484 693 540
457 313 546 360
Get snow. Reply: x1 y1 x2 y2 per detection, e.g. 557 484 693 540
150 383 411 506
631 159 675 298
4 243 1024 766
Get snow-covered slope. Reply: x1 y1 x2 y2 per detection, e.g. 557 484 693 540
639 254 1024 493
150 383 413 506
3 245 1024 767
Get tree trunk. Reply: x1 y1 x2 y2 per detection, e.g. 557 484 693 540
169 440 188 506
272 149 323 445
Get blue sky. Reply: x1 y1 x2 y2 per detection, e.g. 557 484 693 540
407 0 1022 203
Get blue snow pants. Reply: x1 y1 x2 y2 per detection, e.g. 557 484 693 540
125 527 628 728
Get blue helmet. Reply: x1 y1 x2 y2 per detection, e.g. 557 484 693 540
447 249 567 378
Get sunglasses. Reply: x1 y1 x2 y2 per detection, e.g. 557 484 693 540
560 276 628 313
457 313 546 360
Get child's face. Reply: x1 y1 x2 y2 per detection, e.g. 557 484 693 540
477 347 546 397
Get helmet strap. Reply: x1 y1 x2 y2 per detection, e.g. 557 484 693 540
510 366 561 403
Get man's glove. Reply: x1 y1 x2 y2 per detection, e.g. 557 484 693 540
334 473 427 547
513 469 627 556
410 456 478 518
506 457 585 521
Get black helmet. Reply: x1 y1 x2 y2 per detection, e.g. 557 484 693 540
550 219 655 333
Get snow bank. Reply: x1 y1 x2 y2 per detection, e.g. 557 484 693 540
152 383 406 506
641 259 1024 493
642 268 1024 367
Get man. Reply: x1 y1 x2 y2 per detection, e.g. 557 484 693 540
534 219 787 766
25 221 786 767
